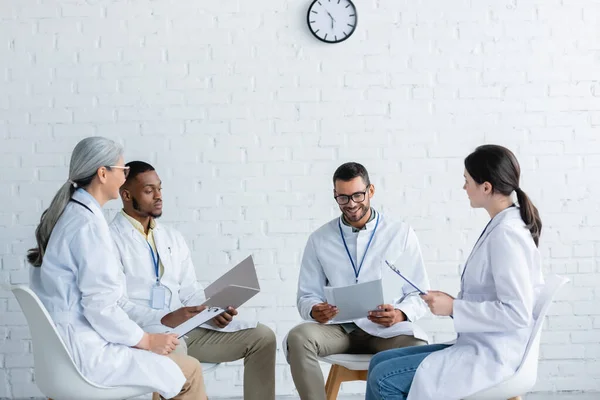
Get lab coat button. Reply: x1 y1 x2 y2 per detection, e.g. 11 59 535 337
421 361 429 368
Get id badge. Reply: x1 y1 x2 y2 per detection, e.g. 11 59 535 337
151 284 166 309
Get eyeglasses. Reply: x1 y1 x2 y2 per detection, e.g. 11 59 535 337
334 186 370 205
106 165 130 178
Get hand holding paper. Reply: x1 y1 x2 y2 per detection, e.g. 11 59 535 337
169 307 226 338
212 306 238 328
161 306 207 328
167 255 260 338
368 304 406 327
421 290 454 316
311 303 338 323
323 279 384 322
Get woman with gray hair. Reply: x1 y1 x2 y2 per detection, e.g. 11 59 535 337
28 136 207 400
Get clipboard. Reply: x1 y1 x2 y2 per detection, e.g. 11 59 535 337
385 260 426 295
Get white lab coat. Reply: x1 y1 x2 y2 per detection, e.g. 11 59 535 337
408 207 544 400
29 189 185 399
109 212 257 333
297 210 430 341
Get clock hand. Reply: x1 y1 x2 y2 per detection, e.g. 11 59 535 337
325 10 336 28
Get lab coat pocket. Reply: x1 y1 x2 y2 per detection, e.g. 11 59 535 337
436 347 468 392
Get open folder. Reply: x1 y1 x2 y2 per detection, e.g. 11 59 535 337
170 255 260 338
324 279 384 323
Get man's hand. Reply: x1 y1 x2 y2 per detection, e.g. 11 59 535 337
420 291 454 316
160 306 206 328
135 332 179 355
368 304 406 327
212 307 238 328
311 302 338 324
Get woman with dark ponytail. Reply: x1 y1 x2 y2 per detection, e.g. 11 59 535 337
365 145 544 400
28 137 206 400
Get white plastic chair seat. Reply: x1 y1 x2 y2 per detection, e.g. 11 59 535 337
318 354 373 371
11 284 221 400
11 285 153 400
463 275 569 400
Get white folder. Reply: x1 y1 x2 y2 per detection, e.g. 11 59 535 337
170 255 260 338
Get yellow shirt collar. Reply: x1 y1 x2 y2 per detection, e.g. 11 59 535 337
121 210 156 237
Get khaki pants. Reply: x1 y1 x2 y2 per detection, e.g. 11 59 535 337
174 323 276 400
152 353 206 400
287 323 427 400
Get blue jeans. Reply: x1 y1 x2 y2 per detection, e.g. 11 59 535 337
365 344 451 400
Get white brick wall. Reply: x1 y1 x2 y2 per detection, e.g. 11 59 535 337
1 0 599 397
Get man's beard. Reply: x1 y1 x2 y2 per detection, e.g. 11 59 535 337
342 203 370 222
132 196 162 219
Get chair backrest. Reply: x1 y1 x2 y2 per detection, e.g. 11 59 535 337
11 285 102 397
516 274 569 373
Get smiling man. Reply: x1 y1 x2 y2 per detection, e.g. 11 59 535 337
286 162 431 400
109 161 276 400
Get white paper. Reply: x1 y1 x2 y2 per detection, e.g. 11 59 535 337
324 279 384 322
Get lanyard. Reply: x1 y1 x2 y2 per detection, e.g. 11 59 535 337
338 212 380 283
69 199 93 213
146 241 160 284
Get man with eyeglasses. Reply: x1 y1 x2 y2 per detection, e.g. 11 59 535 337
109 161 276 400
286 162 431 400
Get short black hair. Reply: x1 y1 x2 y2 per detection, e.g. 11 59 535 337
124 161 155 185
332 162 370 186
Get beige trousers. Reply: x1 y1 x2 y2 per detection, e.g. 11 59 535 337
152 353 207 400
287 323 427 400
174 323 276 400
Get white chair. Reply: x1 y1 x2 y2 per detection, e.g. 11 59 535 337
319 354 372 400
281 331 373 400
11 285 219 400
282 275 568 400
464 274 569 400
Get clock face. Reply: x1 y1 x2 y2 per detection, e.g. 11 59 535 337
307 0 357 44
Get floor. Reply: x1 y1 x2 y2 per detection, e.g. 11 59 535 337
217 394 598 399
16 392 599 400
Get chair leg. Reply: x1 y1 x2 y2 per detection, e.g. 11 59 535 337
325 364 343 400
325 364 368 400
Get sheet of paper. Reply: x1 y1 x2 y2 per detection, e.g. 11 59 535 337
324 279 384 322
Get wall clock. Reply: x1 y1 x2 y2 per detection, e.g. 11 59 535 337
307 0 358 44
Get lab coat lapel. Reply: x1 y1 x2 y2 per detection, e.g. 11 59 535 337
464 207 515 266
115 212 147 246
71 189 104 221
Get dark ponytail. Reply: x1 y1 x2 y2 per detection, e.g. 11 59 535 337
465 144 542 247
515 187 542 247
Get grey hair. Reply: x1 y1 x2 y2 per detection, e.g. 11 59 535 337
27 137 124 267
